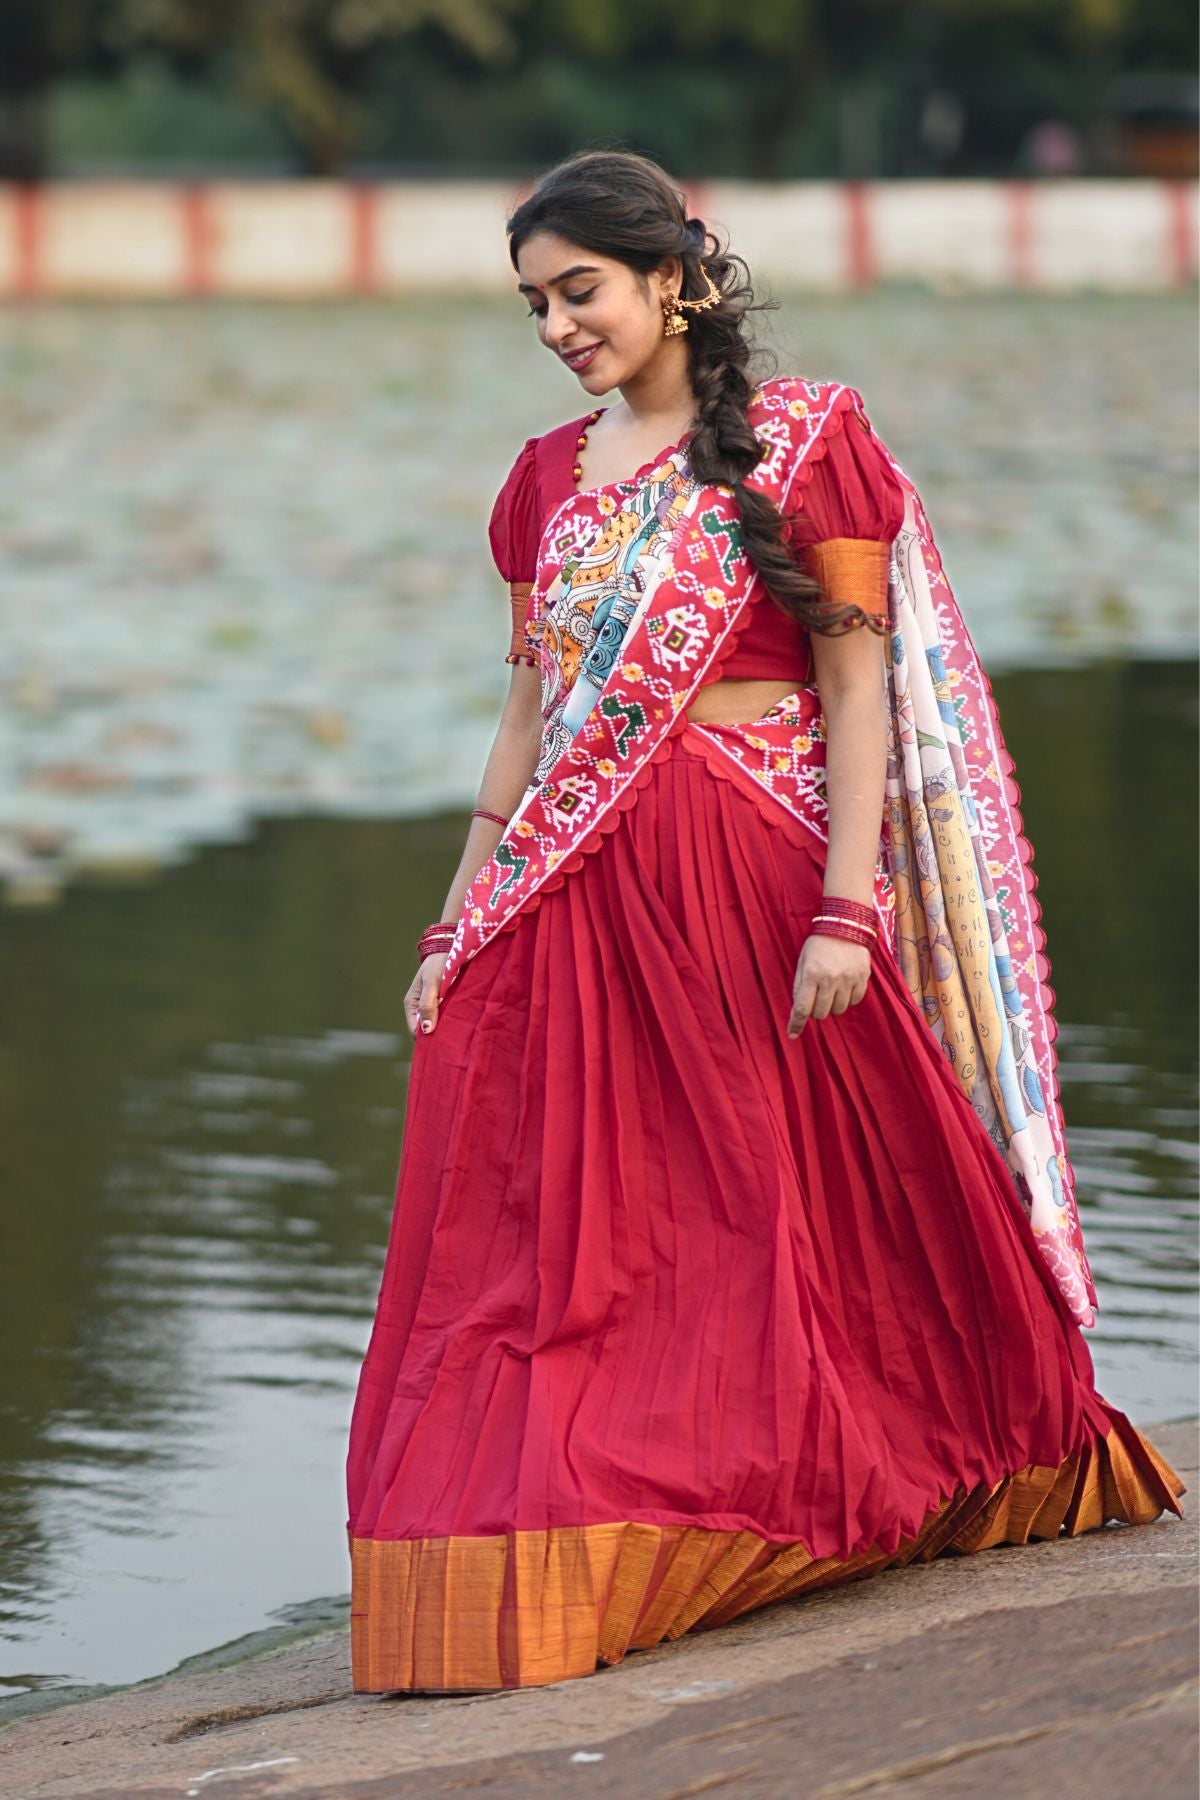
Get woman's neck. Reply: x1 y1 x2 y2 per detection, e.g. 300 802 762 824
610 350 696 433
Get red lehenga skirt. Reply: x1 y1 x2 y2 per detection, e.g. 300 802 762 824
345 722 1184 1693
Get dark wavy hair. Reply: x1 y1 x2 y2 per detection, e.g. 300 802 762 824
506 147 871 634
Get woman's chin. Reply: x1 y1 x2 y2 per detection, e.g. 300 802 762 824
572 350 621 392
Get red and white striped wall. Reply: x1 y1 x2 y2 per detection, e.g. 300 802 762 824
0 179 1194 298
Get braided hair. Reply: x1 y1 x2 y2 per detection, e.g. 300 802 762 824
506 148 873 634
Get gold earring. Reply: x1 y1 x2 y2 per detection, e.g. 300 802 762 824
661 264 721 337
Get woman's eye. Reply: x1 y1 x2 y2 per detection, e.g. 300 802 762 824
526 288 596 318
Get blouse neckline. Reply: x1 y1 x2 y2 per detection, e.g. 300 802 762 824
563 406 699 502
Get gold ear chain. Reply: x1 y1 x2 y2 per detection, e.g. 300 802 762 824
661 265 722 337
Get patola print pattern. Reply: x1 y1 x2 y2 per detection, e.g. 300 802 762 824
439 377 1095 1327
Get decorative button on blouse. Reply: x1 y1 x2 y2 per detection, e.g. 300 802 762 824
571 410 604 487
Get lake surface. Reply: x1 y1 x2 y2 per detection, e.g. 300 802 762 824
0 292 1195 896
0 296 1196 1707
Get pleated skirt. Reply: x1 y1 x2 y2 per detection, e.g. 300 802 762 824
345 722 1184 1692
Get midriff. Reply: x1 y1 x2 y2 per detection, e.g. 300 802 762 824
684 677 801 726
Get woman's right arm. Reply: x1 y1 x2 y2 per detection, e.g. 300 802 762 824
406 434 544 1036
405 658 542 1038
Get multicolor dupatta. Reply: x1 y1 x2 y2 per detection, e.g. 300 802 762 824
877 449 1095 1327
440 376 1095 1328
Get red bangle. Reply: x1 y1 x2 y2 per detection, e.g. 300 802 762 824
819 895 876 925
472 807 508 827
418 920 456 958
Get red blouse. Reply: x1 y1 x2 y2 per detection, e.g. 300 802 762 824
488 407 904 676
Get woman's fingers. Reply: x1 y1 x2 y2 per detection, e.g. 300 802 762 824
822 972 872 1016
788 967 813 1036
789 956 836 1036
416 955 447 1035
404 956 447 1037
788 969 826 1036
809 975 837 1020
403 973 422 1037
418 980 440 1034
787 945 873 1037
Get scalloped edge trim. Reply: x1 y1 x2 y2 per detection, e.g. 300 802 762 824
463 725 689 948
677 726 827 858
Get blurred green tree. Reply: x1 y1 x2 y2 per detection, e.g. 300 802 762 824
1 0 1195 178
1 0 524 175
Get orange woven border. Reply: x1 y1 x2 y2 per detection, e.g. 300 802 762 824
804 536 890 623
349 1423 1184 1693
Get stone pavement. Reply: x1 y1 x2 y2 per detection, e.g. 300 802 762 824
2 1421 1195 1800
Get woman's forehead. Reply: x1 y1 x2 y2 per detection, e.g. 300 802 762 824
515 233 612 289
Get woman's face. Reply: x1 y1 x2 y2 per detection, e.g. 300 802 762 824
515 230 682 394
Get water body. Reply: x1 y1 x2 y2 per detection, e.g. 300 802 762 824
1 661 1195 1707
0 294 1195 895
0 297 1196 1706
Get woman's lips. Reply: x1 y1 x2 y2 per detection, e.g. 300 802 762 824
563 343 602 371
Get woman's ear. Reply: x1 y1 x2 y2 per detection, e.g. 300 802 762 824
653 256 684 305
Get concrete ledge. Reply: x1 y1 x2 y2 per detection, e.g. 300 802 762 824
0 1419 1193 1798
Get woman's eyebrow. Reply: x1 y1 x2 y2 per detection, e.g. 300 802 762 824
516 264 602 295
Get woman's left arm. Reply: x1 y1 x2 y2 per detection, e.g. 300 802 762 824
787 624 889 1037
782 403 903 1037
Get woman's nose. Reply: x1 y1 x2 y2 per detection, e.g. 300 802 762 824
543 304 575 351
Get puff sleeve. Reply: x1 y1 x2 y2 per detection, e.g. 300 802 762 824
784 409 905 632
487 436 542 666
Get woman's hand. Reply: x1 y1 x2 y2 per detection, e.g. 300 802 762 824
405 953 448 1037
787 934 871 1038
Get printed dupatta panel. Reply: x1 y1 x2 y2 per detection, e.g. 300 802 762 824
875 465 1096 1326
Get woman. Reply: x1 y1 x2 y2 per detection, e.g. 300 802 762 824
345 150 1183 1694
